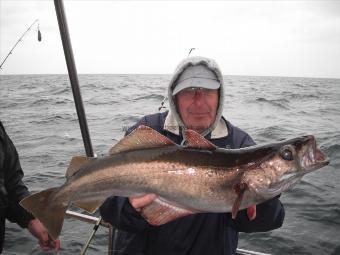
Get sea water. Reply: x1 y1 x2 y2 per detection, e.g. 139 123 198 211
0 74 339 254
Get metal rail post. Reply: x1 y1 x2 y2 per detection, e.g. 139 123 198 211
54 0 94 157
53 1 111 254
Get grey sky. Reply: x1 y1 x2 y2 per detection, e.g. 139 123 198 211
0 0 340 78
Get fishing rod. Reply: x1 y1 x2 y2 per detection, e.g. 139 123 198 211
53 0 107 254
0 19 41 70
188 47 195 57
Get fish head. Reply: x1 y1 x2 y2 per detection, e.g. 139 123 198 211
277 135 329 177
244 135 329 200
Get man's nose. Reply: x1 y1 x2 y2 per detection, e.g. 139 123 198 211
193 90 205 105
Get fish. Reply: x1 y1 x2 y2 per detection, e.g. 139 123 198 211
20 125 329 239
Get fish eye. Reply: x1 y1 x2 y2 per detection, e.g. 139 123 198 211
280 148 294 161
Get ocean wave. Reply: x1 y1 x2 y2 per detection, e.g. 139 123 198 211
134 93 165 101
298 179 327 191
253 125 294 141
51 86 71 95
255 97 290 110
0 101 18 108
28 98 51 106
325 144 340 157
287 93 321 100
18 82 38 90
55 98 73 104
293 82 306 88
112 113 141 125
86 96 119 105
285 201 340 227
28 114 77 125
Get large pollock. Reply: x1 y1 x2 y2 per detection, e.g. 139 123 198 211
20 125 329 239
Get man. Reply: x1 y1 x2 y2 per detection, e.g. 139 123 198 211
100 56 285 255
0 121 60 253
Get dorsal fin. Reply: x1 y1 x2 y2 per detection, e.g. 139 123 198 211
231 183 248 219
184 129 217 150
109 125 175 155
66 156 94 179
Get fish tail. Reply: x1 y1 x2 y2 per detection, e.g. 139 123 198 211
19 187 68 239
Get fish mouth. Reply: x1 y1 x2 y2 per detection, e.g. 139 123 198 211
300 138 329 172
277 136 329 185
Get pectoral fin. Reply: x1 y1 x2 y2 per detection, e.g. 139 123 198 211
140 198 196 225
231 183 248 219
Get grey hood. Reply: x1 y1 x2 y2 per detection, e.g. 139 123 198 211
165 56 227 141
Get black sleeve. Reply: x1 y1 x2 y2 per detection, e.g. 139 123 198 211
0 122 34 228
99 116 151 232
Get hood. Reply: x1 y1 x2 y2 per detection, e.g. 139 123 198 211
166 56 226 141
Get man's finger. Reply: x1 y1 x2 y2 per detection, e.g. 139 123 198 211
129 194 157 210
48 235 61 251
55 239 61 251
39 240 51 251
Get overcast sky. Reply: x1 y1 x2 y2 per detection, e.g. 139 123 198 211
0 1 340 78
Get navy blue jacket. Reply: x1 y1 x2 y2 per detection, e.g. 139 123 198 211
100 112 285 255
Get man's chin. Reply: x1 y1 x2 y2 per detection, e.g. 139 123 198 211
185 123 211 133
182 115 214 132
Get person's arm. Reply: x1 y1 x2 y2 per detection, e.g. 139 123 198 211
1 124 34 227
1 123 60 251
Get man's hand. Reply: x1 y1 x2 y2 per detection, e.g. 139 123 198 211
27 219 61 252
129 194 157 212
247 205 256 221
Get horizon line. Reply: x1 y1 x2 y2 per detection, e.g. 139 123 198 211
0 73 339 80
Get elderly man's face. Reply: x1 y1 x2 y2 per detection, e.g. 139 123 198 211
175 88 219 134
